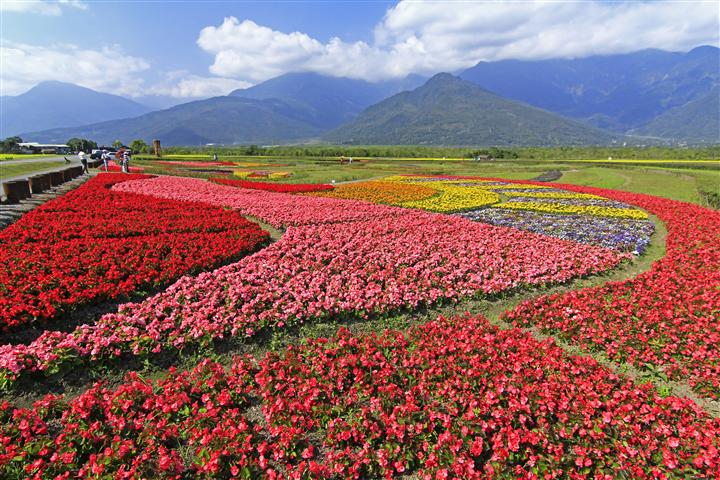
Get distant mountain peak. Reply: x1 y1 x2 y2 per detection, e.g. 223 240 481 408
26 81 96 94
3 82 152 138
688 45 720 57
325 73 615 146
459 46 719 141
426 72 457 82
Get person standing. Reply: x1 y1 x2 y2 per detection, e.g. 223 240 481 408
123 149 131 173
213 153 218 162
78 150 89 173
101 150 109 172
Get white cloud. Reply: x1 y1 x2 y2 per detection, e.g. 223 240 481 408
149 71 252 98
197 1 720 83
0 41 149 96
1 0 87 16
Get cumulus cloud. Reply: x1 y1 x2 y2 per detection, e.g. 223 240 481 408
197 1 719 82
1 0 87 16
0 41 149 96
149 71 252 98
197 18 393 82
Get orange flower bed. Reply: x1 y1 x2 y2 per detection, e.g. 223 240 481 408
306 180 438 205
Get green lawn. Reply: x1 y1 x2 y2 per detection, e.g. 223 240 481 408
0 154 59 162
558 166 719 206
0 162 65 179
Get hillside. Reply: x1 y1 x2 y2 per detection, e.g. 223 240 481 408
2 81 152 137
230 72 425 129
324 73 617 146
22 96 323 146
460 46 719 139
633 87 720 142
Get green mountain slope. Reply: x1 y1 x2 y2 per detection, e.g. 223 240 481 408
324 73 617 146
231 72 425 129
633 87 719 142
22 96 323 146
460 46 719 139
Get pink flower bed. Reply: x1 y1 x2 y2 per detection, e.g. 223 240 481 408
113 176 402 227
0 177 622 388
210 177 334 193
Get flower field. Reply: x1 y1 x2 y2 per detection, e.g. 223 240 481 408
0 176 622 388
2 315 719 478
1 171 718 478
157 160 237 167
461 208 654 253
105 161 145 173
503 183 720 399
304 180 437 204
306 175 653 252
0 174 269 331
211 178 334 193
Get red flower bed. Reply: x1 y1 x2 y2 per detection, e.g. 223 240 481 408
502 182 720 398
211 177 334 193
105 160 145 173
0 174 269 330
157 160 236 167
2 315 718 478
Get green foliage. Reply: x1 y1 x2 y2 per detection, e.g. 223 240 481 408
157 144 720 161
0 136 23 154
469 148 519 159
66 138 97 152
323 74 616 146
130 139 149 153
112 139 124 149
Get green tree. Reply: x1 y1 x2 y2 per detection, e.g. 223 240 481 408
129 139 148 153
112 139 124 149
0 136 23 153
66 138 98 152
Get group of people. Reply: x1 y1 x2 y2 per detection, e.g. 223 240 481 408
77 149 132 173
113 148 132 173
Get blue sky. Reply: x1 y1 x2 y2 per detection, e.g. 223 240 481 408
2 1 718 100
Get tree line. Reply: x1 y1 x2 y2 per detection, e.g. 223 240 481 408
159 144 720 160
3 137 718 159
0 137 152 154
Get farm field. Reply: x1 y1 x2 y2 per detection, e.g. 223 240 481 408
1 166 719 478
0 154 59 162
0 161 65 179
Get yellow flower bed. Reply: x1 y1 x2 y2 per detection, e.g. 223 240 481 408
306 181 438 205
384 175 491 185
494 201 649 219
401 184 500 212
486 184 552 189
504 191 604 200
268 172 292 179
234 162 270 167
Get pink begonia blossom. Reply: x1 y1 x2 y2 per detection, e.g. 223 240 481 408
0 176 622 385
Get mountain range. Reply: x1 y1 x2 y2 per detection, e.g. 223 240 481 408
459 46 719 139
8 46 719 146
324 74 615 146
230 72 426 129
1 81 151 138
